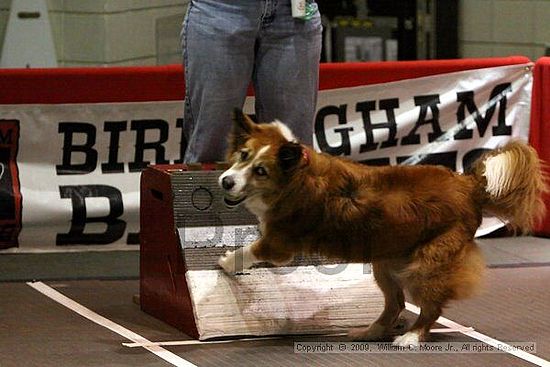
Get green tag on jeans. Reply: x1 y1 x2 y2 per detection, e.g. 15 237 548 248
301 3 317 21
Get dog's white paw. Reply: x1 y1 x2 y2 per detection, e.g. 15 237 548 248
218 250 237 274
393 331 420 348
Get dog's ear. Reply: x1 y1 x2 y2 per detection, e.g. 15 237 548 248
278 142 303 172
232 108 255 134
229 108 256 152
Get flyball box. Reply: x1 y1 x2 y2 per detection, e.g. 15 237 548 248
140 164 384 340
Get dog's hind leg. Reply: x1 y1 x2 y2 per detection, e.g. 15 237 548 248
348 261 405 341
393 301 443 347
393 232 484 347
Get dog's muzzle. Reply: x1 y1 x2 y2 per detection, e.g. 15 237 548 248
220 175 247 207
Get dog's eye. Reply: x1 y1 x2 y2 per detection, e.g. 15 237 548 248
253 166 267 176
240 150 249 161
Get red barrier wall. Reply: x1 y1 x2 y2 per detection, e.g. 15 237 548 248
0 56 530 103
530 57 550 236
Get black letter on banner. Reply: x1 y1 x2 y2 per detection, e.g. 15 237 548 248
314 105 353 156
174 118 187 164
56 123 98 175
454 83 512 139
397 151 457 171
358 99 399 153
126 232 140 245
57 185 126 245
462 148 491 173
359 157 391 166
129 119 170 172
402 95 445 145
101 121 127 174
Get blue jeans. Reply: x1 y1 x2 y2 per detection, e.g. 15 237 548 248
182 0 322 163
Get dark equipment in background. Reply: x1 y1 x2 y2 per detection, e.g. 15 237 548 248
317 0 458 62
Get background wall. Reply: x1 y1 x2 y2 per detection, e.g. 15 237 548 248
0 1 9 52
0 0 188 67
0 0 549 67
459 0 549 60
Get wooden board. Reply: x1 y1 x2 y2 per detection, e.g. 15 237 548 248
187 264 383 339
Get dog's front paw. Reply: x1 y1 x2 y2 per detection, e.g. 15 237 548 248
218 250 238 274
393 331 421 348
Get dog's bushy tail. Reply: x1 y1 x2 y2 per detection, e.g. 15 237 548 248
470 140 548 233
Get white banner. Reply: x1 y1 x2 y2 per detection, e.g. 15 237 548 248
0 63 533 252
312 63 532 168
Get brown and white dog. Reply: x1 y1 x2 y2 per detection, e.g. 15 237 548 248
218 108 547 346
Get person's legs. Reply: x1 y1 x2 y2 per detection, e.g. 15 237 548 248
253 0 322 146
182 0 261 163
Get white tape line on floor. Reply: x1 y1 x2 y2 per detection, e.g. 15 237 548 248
27 281 198 367
406 302 550 367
